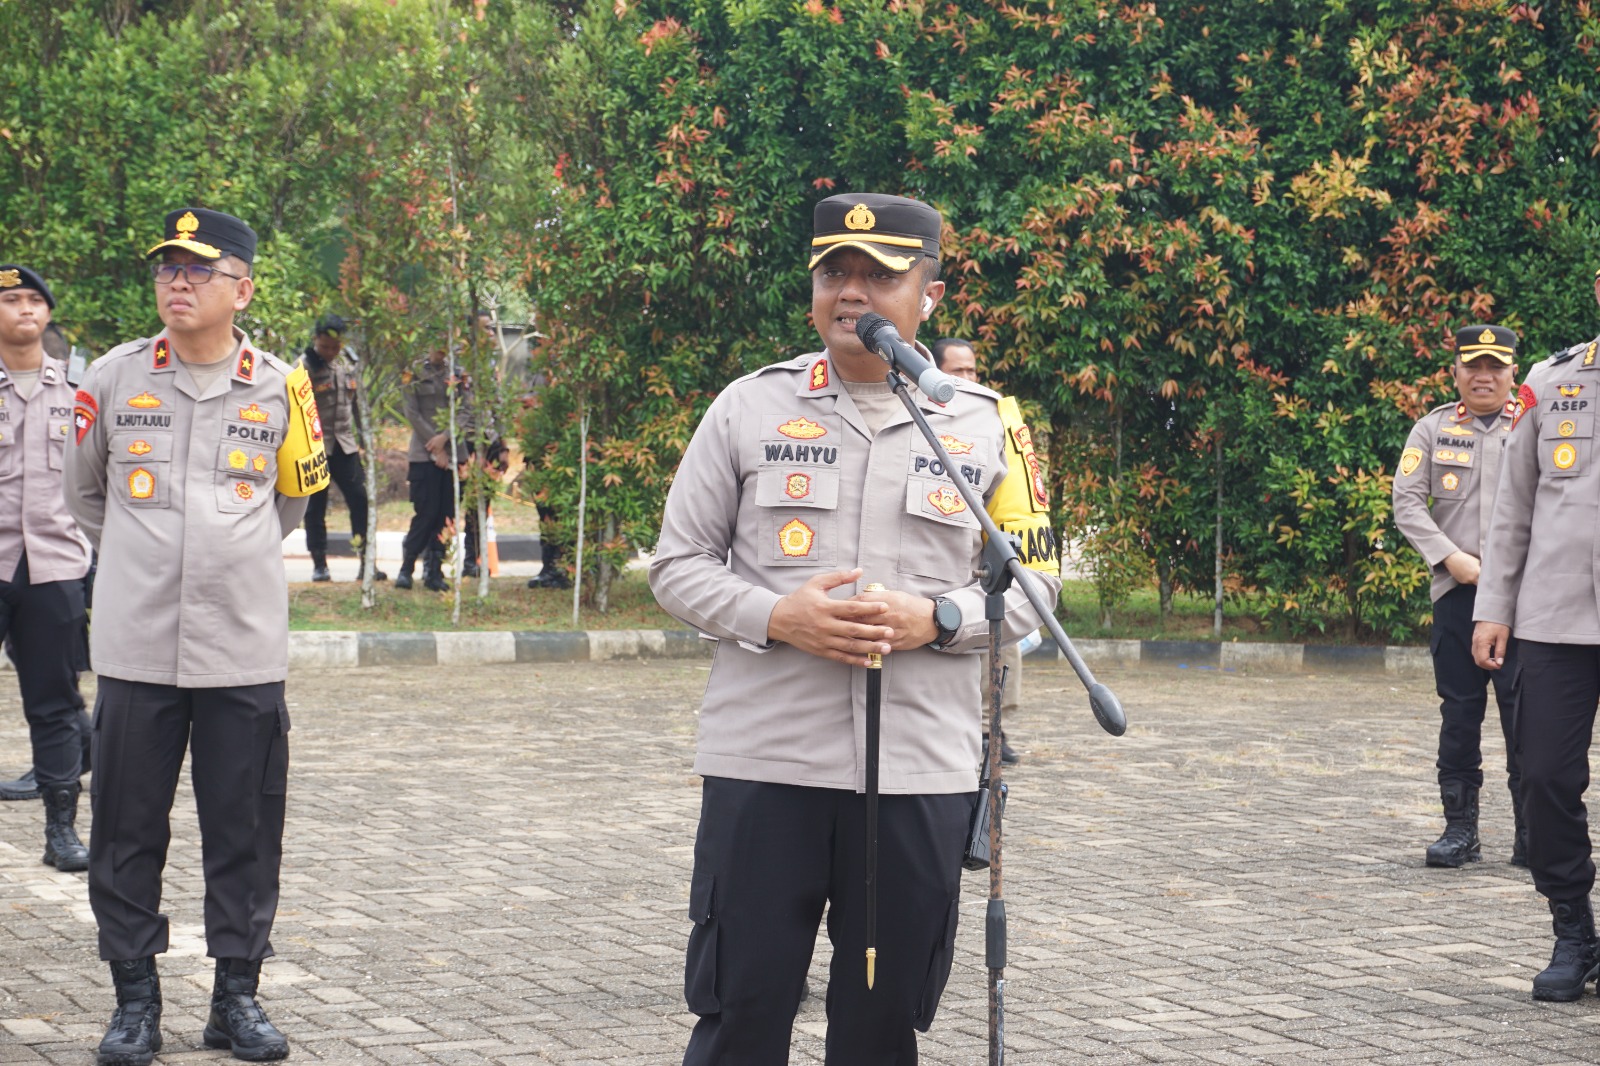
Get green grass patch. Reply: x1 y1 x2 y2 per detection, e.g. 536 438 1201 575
289 571 1420 644
288 571 681 632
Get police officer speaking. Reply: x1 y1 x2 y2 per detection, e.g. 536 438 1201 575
1392 325 1522 869
65 208 328 1064
649 193 1061 1063
1473 271 1600 1002
0 265 93 872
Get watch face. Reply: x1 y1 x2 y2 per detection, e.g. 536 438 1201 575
935 599 961 634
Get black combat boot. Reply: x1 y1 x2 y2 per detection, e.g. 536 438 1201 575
1533 897 1600 1001
1425 781 1480 867
98 958 162 1066
41 782 89 872
462 527 480 578
310 550 331 582
352 535 387 582
394 553 417 590
0 767 40 800
422 549 450 592
203 958 289 1061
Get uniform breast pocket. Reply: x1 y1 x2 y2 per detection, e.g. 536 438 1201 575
113 459 172 508
898 477 981 583
46 418 71 470
1541 413 1592 479
0 424 17 479
215 438 276 514
755 468 839 566
1429 448 1476 499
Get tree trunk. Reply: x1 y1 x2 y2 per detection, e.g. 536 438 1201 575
1156 554 1173 618
598 512 614 611
358 374 380 611
1214 439 1224 639
477 495 490 599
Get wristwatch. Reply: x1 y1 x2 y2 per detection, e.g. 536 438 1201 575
931 596 962 648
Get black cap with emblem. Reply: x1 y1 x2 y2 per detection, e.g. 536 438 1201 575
0 265 55 309
315 313 346 337
1454 324 1517 365
809 193 941 274
146 207 258 265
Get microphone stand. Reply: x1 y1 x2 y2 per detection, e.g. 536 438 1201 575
885 371 1127 1066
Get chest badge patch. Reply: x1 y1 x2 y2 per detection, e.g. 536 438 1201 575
1560 420 1577 438
778 518 815 558
938 434 974 455
927 486 967 516
128 467 155 499
784 473 812 499
1439 424 1474 437
228 449 248 470
1559 383 1583 398
1399 448 1423 477
239 403 269 424
1434 448 1471 463
1553 442 1578 470
128 440 152 456
127 392 161 409
777 417 826 440
1440 471 1460 491
235 481 255 501
810 359 830 391
253 453 268 473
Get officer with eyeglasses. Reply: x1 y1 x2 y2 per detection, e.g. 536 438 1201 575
65 207 328 1065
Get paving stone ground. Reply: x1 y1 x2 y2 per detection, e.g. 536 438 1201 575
0 661 1592 1064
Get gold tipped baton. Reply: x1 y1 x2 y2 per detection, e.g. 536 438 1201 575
864 582 885 990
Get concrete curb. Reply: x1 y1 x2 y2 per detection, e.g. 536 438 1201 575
265 632 1434 675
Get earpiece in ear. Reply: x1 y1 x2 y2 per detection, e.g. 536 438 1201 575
921 295 934 315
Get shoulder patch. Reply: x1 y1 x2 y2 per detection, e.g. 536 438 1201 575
1511 382 1538 429
1399 447 1423 478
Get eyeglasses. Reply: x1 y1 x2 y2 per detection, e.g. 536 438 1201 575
149 262 246 286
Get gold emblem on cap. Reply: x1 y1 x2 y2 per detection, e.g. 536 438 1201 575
844 203 877 231
176 211 200 239
0 269 18 288
1478 328 1495 343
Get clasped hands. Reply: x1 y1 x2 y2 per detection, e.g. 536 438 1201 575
767 569 939 667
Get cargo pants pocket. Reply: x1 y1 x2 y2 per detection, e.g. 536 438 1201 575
912 898 960 1032
262 700 290 796
684 869 720 1016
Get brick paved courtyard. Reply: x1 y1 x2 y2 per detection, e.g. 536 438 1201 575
0 660 1592 1064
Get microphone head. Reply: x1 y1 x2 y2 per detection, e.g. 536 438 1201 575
854 312 893 352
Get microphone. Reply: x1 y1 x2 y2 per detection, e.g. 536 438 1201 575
855 313 957 404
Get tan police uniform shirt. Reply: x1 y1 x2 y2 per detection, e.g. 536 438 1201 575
401 358 472 463
649 351 1062 796
0 357 91 584
303 346 360 454
1476 338 1600 643
65 331 313 687
1392 399 1514 602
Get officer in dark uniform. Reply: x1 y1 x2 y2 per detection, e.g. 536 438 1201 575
0 264 92 866
1475 272 1600 1001
396 347 476 590
1392 325 1522 868
66 208 328 1064
300 314 385 583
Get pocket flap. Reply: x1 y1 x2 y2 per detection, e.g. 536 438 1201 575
688 870 715 925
